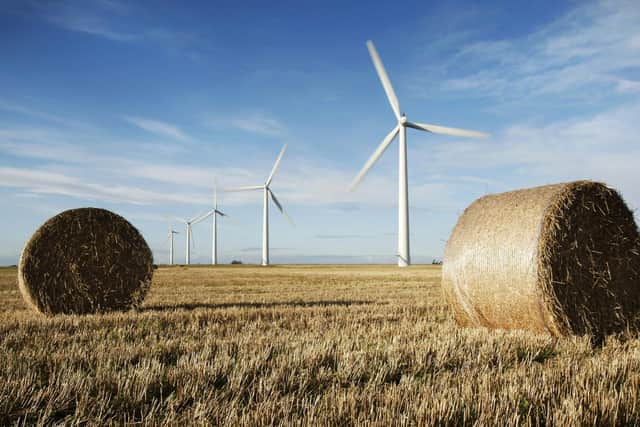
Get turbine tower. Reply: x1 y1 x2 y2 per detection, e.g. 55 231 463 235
227 144 293 266
350 40 489 267
167 228 179 265
211 183 228 265
176 211 211 265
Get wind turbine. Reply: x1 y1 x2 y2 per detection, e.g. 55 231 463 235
226 144 293 266
210 183 228 265
176 211 211 265
167 228 179 265
350 40 489 267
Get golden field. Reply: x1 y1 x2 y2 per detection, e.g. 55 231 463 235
1 264 639 425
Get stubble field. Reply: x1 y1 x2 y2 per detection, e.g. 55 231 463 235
1 264 639 425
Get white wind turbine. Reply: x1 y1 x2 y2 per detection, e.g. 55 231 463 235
167 227 179 265
227 144 293 266
176 211 211 265
207 183 228 265
350 40 489 267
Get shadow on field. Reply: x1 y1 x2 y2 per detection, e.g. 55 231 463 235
141 300 375 312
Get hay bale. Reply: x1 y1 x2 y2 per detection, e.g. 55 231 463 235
18 208 154 315
442 181 640 338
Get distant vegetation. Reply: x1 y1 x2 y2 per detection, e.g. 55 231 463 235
230 260 243 264
0 265 638 425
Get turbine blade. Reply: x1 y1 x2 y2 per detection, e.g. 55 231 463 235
349 125 399 191
192 209 214 225
224 185 264 192
269 189 294 226
173 216 188 224
366 40 401 120
217 209 236 224
266 144 288 186
405 121 489 138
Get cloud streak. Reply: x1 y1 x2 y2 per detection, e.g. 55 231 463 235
12 0 204 59
0 99 87 128
123 116 190 142
32 0 136 42
208 112 288 138
415 101 640 212
411 0 640 106
0 167 207 206
0 123 501 212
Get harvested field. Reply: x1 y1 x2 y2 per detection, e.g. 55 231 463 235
1 265 640 425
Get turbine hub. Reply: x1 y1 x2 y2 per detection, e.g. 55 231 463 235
399 115 408 125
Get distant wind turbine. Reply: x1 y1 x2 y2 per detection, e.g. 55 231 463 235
226 144 293 266
167 228 179 265
208 182 228 265
176 211 211 265
350 40 489 267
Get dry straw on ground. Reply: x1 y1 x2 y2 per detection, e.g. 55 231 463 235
442 180 640 338
18 207 154 315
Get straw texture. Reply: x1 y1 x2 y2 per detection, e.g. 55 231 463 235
442 181 640 338
18 208 154 315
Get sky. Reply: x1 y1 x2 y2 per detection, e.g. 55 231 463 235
0 0 639 265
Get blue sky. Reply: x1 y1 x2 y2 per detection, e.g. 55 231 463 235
1 0 639 265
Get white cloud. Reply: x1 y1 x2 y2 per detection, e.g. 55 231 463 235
414 101 640 211
36 0 136 42
0 99 87 128
208 112 287 138
0 124 502 212
123 116 190 141
0 167 207 205
0 125 258 190
50 15 136 42
412 0 640 104
13 0 203 60
233 113 286 137
616 79 640 94
4 102 639 218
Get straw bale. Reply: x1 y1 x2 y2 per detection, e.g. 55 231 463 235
18 208 154 315
442 181 640 337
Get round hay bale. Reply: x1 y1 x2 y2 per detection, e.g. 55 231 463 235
442 181 640 338
18 208 154 315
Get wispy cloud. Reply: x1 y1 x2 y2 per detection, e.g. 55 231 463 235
208 112 287 138
415 101 640 210
0 125 435 209
123 116 190 142
411 0 640 106
13 0 204 59
0 99 87 128
32 0 136 42
7 100 639 216
0 167 207 205
0 124 256 189
48 15 135 42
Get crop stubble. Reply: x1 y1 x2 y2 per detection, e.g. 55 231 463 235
0 265 639 425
